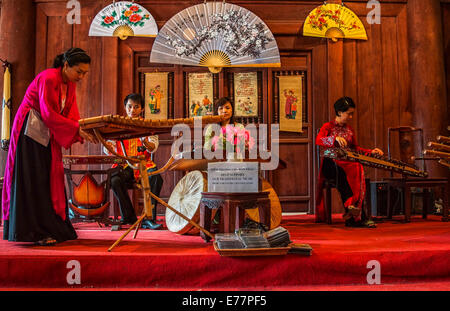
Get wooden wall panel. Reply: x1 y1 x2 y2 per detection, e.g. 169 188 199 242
380 17 401 176
273 143 310 191
397 6 413 127
443 4 450 124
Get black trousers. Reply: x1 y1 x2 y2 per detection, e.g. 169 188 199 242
321 158 368 221
4 112 77 242
110 166 163 222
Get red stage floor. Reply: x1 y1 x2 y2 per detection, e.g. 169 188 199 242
1 214 450 290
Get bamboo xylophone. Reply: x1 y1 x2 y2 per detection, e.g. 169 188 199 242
77 114 224 250
322 148 428 177
78 114 225 140
424 130 450 168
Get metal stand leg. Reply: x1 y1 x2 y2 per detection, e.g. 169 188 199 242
108 215 145 252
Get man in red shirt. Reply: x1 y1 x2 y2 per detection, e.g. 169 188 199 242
105 93 163 229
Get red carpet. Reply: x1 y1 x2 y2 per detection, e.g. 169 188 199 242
1 215 450 290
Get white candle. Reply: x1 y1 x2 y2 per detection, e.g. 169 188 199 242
2 65 11 141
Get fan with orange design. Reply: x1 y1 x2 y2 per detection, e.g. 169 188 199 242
303 3 367 42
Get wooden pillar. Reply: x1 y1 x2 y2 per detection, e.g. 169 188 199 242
327 40 344 119
0 0 36 117
326 0 345 120
327 38 345 215
407 0 448 177
0 0 36 175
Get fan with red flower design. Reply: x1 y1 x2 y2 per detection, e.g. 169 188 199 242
89 1 158 40
303 3 367 42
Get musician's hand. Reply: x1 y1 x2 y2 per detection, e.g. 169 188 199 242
142 137 156 152
372 148 384 156
79 128 98 144
104 141 115 152
335 136 348 148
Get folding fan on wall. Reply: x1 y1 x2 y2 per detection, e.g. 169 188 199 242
150 1 281 73
89 1 158 40
303 3 367 42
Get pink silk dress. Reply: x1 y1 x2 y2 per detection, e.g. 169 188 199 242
2 67 83 222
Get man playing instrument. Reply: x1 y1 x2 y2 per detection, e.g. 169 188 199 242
104 93 163 230
315 97 383 228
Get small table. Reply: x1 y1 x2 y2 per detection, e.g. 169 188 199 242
384 177 449 222
199 192 271 242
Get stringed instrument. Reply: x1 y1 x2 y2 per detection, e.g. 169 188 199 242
322 147 428 178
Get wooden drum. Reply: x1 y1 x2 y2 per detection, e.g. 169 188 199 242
245 178 282 229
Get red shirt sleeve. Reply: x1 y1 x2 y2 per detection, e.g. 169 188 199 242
65 86 83 145
316 122 337 147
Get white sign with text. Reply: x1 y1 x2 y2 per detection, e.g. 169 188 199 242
208 162 259 193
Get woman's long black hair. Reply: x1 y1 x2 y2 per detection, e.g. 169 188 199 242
52 48 91 68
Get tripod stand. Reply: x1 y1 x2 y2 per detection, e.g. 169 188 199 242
93 129 214 251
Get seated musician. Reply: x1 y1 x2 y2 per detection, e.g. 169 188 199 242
104 93 163 230
204 97 249 153
204 97 253 225
316 97 384 228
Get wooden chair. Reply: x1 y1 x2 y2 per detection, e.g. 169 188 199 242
384 126 449 222
319 173 372 224
321 178 337 225
316 129 338 224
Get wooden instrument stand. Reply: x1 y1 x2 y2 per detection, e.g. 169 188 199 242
63 155 124 227
92 129 214 251
384 177 449 222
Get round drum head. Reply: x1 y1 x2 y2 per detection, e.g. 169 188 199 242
245 178 282 229
166 171 207 234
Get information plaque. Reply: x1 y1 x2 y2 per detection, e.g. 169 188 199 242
208 162 259 193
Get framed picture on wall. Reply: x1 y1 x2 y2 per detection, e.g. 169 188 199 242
278 75 303 132
233 72 258 117
144 72 169 120
188 72 214 117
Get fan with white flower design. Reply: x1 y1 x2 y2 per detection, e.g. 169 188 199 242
150 1 280 73
89 1 158 40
